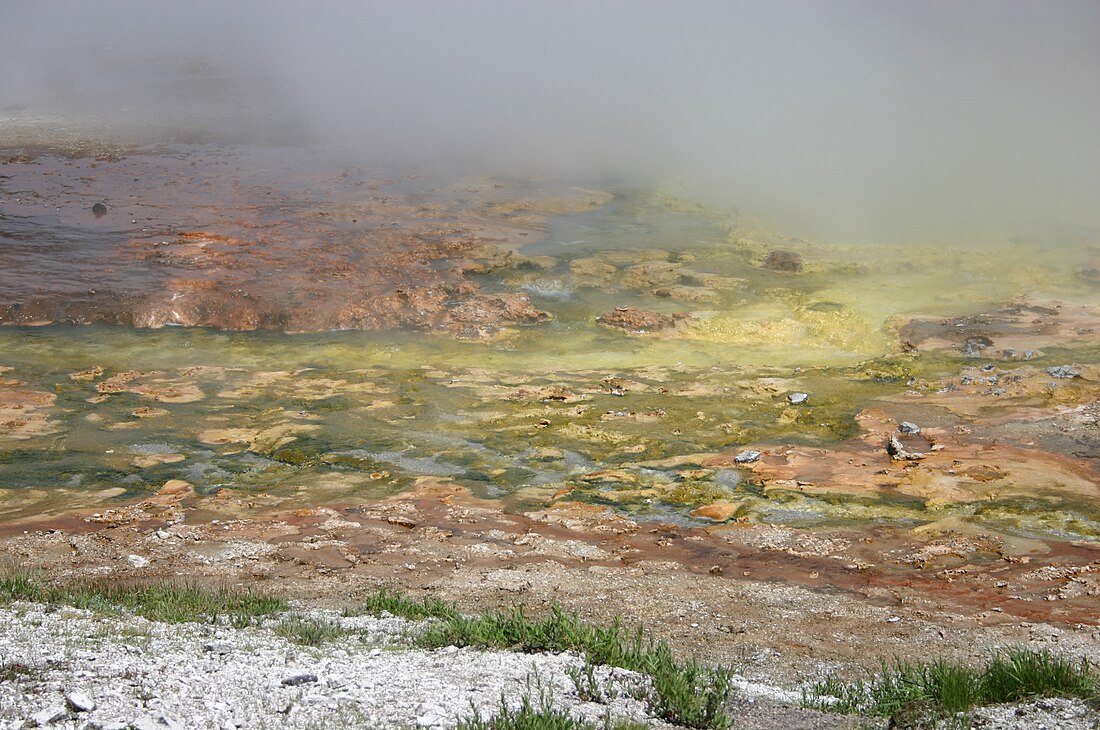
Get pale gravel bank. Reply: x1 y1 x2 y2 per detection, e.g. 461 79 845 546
0 603 665 730
1 604 1096 730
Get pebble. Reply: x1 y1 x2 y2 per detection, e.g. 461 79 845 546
1047 365 1080 379
65 692 97 712
126 554 150 568
281 673 319 687
898 421 921 434
415 702 449 728
734 450 762 464
787 392 809 404
31 706 68 726
130 715 183 730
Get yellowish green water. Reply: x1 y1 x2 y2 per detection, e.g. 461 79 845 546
2 190 1098 538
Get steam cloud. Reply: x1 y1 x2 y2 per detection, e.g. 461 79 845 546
2 0 1098 241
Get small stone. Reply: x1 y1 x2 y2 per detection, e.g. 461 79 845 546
415 703 448 728
130 715 182 730
762 249 803 272
157 479 195 498
596 306 689 334
691 502 739 521
281 673 319 687
898 421 921 434
1047 365 1080 379
91 202 108 218
31 706 69 726
887 434 926 461
203 641 232 655
126 554 149 568
734 450 761 464
962 336 992 357
65 692 96 712
787 392 809 404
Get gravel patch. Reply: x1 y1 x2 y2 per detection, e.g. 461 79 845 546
0 604 663 730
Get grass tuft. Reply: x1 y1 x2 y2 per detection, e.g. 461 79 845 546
457 686 650 730
273 615 346 647
345 587 460 622
358 593 732 730
0 662 38 683
803 647 1099 725
1 573 285 627
981 647 1096 704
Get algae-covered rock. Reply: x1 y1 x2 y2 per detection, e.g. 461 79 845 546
691 501 742 521
763 250 803 273
653 285 719 304
568 257 617 284
597 306 690 334
621 261 683 289
443 293 552 341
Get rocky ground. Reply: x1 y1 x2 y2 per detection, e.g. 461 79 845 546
1 477 1099 728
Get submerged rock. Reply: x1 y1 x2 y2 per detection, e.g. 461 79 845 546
443 293 551 341
762 250 803 273
596 306 690 334
787 392 809 405
652 284 719 303
691 501 741 521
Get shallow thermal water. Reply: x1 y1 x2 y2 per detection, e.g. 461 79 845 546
1 143 1098 541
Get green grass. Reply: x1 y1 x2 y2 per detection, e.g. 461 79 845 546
457 687 649 730
0 661 37 683
344 587 460 622
273 615 346 647
803 648 1099 725
350 592 733 730
981 648 1097 704
0 573 286 628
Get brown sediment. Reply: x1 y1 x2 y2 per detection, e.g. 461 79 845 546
897 300 1100 357
0 376 58 440
1 478 1098 684
0 148 607 334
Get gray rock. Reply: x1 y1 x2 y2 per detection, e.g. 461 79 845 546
1047 365 1080 379
787 392 809 404
962 336 992 357
898 421 921 435
203 641 232 655
734 450 762 464
281 673 319 687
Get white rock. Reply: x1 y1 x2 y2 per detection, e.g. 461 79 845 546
416 702 449 727
126 554 150 568
65 691 97 712
30 706 68 726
